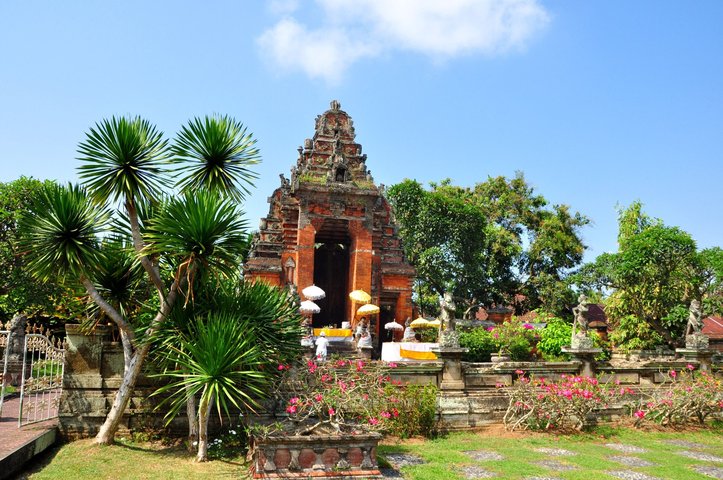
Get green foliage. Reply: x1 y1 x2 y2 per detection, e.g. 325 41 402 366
0 177 81 321
77 116 172 204
459 328 496 362
172 115 260 202
608 314 664 352
388 173 588 316
152 312 272 423
384 384 438 439
575 201 720 348
536 316 572 360
460 318 537 361
21 183 109 283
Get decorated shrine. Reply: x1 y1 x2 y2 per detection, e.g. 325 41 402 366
244 101 415 342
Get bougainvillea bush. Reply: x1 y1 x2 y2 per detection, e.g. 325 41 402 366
631 365 723 426
503 372 636 431
256 359 437 438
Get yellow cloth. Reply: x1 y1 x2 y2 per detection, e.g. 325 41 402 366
399 348 437 360
313 328 352 337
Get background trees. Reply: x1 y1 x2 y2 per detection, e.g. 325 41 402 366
387 173 589 317
575 201 723 349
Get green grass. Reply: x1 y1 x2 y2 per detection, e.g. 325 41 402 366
1 384 17 398
24 425 723 479
378 425 723 480
26 439 247 479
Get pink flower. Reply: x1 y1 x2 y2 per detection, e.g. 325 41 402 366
368 418 379 425
388 362 398 368
328 407 336 416
290 397 299 405
277 364 286 371
686 364 695 370
523 323 534 329
392 408 399 417
286 405 298 414
669 370 677 379
515 369 524 375
381 411 392 419
486 326 495 332
321 374 332 382
314 393 323 402
634 410 645 419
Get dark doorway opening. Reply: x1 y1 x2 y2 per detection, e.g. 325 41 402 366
313 221 350 328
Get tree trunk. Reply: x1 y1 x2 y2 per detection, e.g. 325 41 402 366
186 388 199 453
94 342 150 445
196 394 211 462
118 329 133 375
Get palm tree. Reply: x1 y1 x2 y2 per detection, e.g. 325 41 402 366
21 114 261 445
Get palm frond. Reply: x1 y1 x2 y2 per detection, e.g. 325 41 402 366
77 116 172 204
20 183 108 283
171 115 260 201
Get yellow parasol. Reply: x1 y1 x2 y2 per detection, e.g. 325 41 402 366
356 303 380 317
409 318 430 328
428 319 441 328
349 289 372 304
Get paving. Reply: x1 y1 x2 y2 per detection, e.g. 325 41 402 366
0 396 58 480
693 465 723 479
676 450 723 463
604 443 648 454
608 455 657 468
464 450 504 461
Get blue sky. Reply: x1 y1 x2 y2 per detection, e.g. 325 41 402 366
1 1 721 262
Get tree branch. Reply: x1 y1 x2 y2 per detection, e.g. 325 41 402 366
80 275 135 343
125 199 166 299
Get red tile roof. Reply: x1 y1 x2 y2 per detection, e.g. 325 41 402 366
702 316 723 337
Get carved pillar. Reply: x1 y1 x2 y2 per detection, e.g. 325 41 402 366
295 222 316 293
348 221 373 324
4 314 28 386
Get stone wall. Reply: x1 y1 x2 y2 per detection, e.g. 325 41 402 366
60 325 722 438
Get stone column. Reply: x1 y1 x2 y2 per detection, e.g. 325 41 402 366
561 348 601 378
431 347 467 391
4 314 28 386
295 223 317 292
675 348 715 372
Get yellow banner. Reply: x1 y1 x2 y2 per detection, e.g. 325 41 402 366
399 348 437 360
313 328 353 337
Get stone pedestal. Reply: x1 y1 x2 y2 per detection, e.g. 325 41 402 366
431 347 467 391
675 348 715 372
358 345 373 361
561 348 601 378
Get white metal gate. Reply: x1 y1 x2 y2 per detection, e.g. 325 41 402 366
0 323 66 426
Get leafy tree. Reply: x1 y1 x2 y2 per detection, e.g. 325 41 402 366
21 114 261 446
0 177 82 323
388 173 588 316
575 202 722 349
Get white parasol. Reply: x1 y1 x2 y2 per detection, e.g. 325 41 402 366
302 285 326 301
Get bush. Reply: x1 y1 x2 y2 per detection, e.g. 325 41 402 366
536 316 572 360
459 328 497 362
631 366 723 426
609 314 664 352
503 372 636 431
384 384 438 438
460 317 537 361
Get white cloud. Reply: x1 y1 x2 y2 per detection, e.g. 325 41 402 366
257 0 550 83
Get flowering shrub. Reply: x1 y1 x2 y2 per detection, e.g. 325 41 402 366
536 316 572 360
460 317 538 362
503 372 635 431
631 365 723 426
265 359 437 437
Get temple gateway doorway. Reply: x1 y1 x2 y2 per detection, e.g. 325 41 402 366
312 220 350 328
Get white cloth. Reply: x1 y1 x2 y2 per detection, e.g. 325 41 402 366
315 336 329 360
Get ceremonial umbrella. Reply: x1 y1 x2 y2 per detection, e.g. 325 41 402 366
428 319 441 328
409 318 430 328
299 300 321 314
349 289 371 304
384 320 404 331
356 303 380 316
302 285 326 301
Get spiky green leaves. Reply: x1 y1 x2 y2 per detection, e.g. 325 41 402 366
152 312 271 422
143 190 248 278
77 116 171 204
172 115 260 201
20 183 108 283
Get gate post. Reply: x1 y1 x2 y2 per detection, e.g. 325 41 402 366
5 314 28 386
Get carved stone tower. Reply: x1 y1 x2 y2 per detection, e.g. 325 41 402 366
245 101 415 342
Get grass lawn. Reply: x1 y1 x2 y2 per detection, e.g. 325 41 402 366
22 425 723 479
24 439 247 479
379 424 723 480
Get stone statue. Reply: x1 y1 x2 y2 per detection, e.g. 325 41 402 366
685 299 709 350
402 317 416 342
438 292 460 348
570 294 593 350
279 174 290 189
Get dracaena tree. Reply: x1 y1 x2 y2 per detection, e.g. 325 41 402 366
21 114 260 446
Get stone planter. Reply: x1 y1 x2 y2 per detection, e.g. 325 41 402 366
490 352 511 364
250 431 382 479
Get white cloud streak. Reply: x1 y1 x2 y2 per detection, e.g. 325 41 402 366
257 0 550 84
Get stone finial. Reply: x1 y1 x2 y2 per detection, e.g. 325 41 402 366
330 100 341 111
